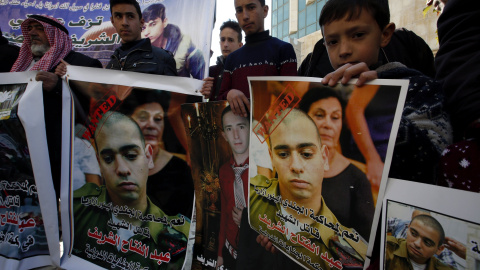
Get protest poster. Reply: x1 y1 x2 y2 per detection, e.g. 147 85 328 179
59 66 202 269
381 178 480 270
0 72 60 269
0 0 214 78
181 100 252 270
247 77 408 269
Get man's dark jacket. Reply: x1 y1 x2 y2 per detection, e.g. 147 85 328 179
106 38 176 75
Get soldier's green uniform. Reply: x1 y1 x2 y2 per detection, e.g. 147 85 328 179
385 236 454 270
249 175 367 270
73 183 190 270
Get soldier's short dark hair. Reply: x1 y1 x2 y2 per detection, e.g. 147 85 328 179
410 215 445 247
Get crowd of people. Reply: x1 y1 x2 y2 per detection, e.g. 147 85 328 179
1 0 478 269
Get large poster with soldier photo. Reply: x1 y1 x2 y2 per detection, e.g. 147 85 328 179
59 66 202 269
0 72 61 269
246 77 408 270
0 0 215 76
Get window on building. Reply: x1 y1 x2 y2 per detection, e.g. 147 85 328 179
297 0 326 39
271 0 290 41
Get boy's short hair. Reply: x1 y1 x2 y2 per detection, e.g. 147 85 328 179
220 20 243 43
110 0 142 19
142 3 166 22
258 0 265 6
410 214 446 247
319 0 390 31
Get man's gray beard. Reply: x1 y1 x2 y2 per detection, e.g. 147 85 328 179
30 44 50 58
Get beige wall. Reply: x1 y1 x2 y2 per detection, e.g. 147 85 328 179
296 0 439 65
389 0 439 54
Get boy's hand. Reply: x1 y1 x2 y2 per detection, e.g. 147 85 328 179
226 89 250 118
200 77 214 98
322 62 378 87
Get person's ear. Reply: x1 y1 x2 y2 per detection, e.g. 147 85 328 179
110 16 114 24
239 42 243 47
321 144 329 171
163 18 168 27
145 143 154 169
263 4 269 18
140 18 145 26
380 22 395 48
436 244 445 255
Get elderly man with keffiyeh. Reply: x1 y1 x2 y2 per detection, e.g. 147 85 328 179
11 14 102 199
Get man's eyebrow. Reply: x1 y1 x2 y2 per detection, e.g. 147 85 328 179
113 11 135 16
297 143 317 149
99 144 141 155
99 148 114 156
119 144 142 152
273 144 290 150
345 25 368 34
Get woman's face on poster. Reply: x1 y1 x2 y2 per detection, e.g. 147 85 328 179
307 97 342 151
131 102 165 152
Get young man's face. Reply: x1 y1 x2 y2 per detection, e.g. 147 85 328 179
234 0 268 36
322 8 390 70
219 27 242 58
142 17 167 44
406 219 443 264
221 111 250 156
27 21 50 57
96 120 153 206
270 116 329 203
110 3 144 43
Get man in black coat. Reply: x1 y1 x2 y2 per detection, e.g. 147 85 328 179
0 29 20 72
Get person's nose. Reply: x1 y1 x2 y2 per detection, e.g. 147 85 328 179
242 9 250 21
323 116 333 129
233 128 239 139
115 156 131 176
339 40 352 59
290 152 304 175
28 28 37 37
144 116 156 130
121 16 129 26
413 237 422 248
